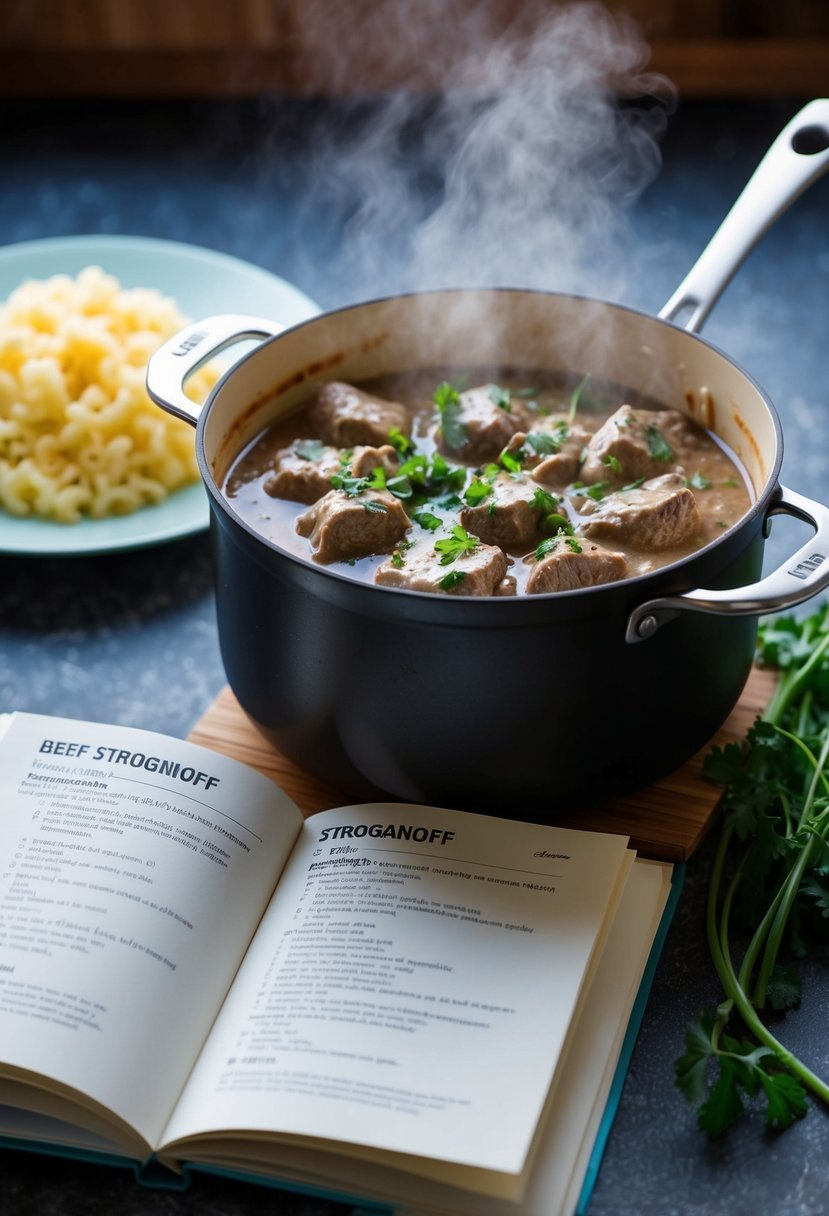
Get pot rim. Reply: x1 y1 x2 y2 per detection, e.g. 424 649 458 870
194 285 784 608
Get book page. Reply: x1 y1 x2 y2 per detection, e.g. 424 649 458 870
162 803 631 1186
202 859 672 1216
0 712 303 1149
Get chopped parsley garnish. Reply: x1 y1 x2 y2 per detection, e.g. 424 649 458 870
330 473 370 497
387 426 413 456
434 381 466 450
499 446 524 474
568 373 590 422
386 474 414 499
439 569 467 591
463 479 493 507
367 466 387 490
689 472 712 489
534 537 559 561
436 493 463 510
584 481 610 502
722 476 741 488
529 487 559 514
413 510 442 532
525 425 567 455
434 525 479 566
396 451 464 499
647 424 675 463
362 499 388 514
603 454 622 475
389 538 413 568
535 523 579 560
430 453 466 491
620 477 645 492
488 383 512 412
295 438 326 462
339 449 353 467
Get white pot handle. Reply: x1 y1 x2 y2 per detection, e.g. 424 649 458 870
146 313 284 425
626 486 829 642
660 98 829 333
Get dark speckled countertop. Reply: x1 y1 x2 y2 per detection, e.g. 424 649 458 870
1 95 829 1216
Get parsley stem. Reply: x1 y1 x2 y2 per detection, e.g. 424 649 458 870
753 836 817 1008
707 819 829 1107
764 631 829 724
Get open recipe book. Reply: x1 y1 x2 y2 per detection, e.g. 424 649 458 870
0 712 679 1216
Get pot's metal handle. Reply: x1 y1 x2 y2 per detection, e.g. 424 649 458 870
626 486 829 643
146 313 284 426
660 99 829 333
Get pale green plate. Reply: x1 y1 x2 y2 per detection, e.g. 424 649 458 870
0 235 320 556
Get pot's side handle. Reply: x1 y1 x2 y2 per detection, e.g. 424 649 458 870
146 314 284 426
626 486 829 643
660 99 829 334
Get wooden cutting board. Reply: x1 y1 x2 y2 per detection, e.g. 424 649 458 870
188 666 776 863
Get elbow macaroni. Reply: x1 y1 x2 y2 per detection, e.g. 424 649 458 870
0 266 216 522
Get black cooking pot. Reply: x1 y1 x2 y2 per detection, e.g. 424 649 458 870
148 101 829 815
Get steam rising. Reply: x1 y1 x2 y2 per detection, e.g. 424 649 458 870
296 2 671 303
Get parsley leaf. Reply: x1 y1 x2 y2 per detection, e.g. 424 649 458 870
499 446 524 474
434 381 467 450
647 423 675 462
434 525 479 566
463 479 493 508
525 426 567 455
387 426 413 456
487 383 512 412
690 472 712 489
362 499 388 514
439 569 467 591
529 487 559 514
413 511 442 532
584 481 610 502
534 537 559 561
330 473 370 497
603 454 622 475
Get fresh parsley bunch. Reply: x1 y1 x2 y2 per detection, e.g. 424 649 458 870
676 603 829 1136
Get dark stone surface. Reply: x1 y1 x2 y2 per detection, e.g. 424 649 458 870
1 93 828 1214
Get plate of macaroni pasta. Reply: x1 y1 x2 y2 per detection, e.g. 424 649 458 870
0 235 319 555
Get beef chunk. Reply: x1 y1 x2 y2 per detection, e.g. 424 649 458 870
502 416 593 488
460 473 564 549
375 531 508 596
579 405 698 486
264 438 344 504
310 382 411 447
296 488 409 563
581 472 702 550
264 441 399 504
438 384 530 463
349 444 400 480
526 539 629 594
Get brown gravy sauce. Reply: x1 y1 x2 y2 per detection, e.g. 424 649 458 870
224 367 753 594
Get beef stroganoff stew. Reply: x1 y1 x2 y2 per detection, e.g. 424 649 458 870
223 368 752 597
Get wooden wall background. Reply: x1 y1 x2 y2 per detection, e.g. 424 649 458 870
0 0 827 97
